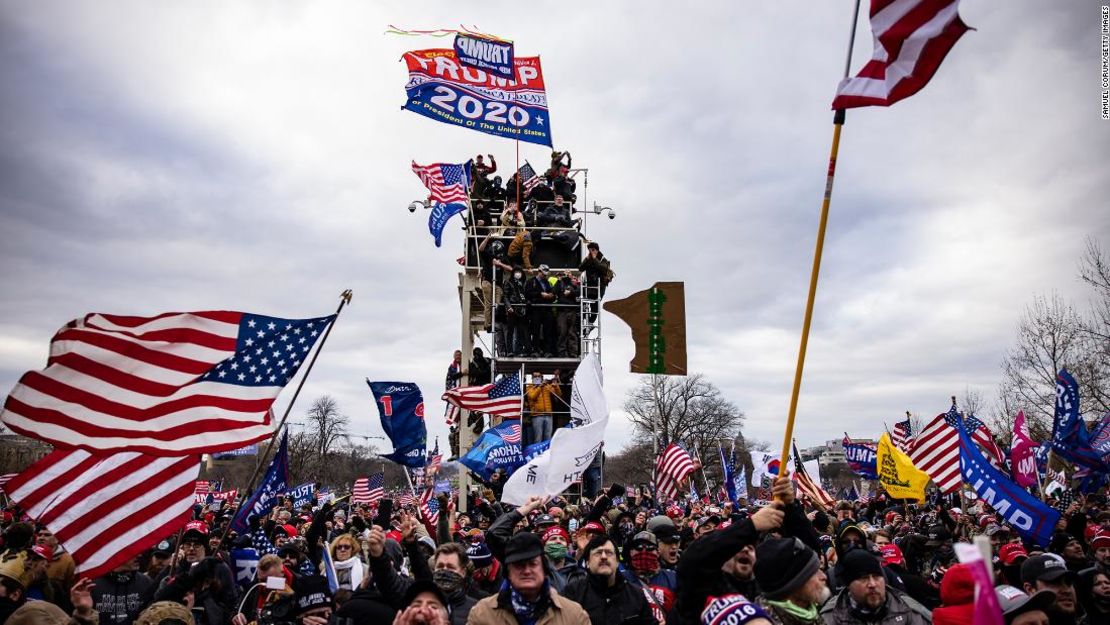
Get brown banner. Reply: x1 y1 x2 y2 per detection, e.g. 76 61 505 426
603 282 686 375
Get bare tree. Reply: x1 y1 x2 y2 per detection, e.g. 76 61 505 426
998 292 1088 439
300 395 349 484
622 374 745 465
1078 237 1110 414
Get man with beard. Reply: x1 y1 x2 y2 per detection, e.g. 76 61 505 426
430 543 479 625
92 555 153 624
563 535 655 625
722 542 759 599
1021 554 1082 625
1093 531 1110 575
1049 531 1092 573
819 550 931 625
754 538 829 625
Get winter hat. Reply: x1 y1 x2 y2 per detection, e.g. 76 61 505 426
812 510 830 534
700 594 770 625
1047 531 1081 554
136 601 196 625
6 602 71 625
542 526 570 544
754 537 820 601
467 540 493 567
294 575 334 616
504 532 543 564
932 563 975 625
839 549 884 584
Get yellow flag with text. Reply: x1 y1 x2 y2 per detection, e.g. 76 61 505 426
876 432 929 501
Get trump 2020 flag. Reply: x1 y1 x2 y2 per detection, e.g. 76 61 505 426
843 437 880 480
0 311 334 455
459 421 524 482
412 161 472 248
231 430 289 533
288 482 315 510
368 381 427 468
1010 411 1039 489
959 416 1059 547
1051 369 1107 472
454 33 515 80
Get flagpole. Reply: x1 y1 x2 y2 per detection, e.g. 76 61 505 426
218 289 352 544
776 0 862 493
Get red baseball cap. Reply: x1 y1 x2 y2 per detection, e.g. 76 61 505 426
1092 531 1110 551
999 542 1029 566
183 520 209 540
579 521 606 536
542 526 570 544
879 544 905 566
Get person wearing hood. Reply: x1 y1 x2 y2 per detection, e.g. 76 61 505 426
562 534 655 625
819 550 931 625
622 530 677 621
753 537 829 625
92 554 153 624
932 562 975 625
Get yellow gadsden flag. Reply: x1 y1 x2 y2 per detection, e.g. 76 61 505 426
876 432 929 501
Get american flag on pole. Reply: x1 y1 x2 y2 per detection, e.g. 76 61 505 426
442 375 522 419
892 418 913 452
792 442 836 510
832 0 970 109
419 487 440 525
500 422 522 444
398 491 414 507
352 472 384 506
964 414 1007 473
412 161 471 205
3 448 200 579
517 162 543 194
654 443 696 502
909 401 962 494
0 311 334 455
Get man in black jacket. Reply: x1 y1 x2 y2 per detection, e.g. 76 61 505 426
563 534 655 625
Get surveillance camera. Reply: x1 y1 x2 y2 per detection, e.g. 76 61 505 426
407 201 423 213
608 212 615 220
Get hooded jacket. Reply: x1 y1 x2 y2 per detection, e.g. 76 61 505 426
92 570 153 624
932 563 974 625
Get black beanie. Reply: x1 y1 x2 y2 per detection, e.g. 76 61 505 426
755 538 820 600
840 549 884 584
812 510 830 534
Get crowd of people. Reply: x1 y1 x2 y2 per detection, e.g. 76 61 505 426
2 473 1108 625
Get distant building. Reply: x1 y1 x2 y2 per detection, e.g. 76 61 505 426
0 433 53 474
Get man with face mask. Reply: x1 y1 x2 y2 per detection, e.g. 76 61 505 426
622 530 677 621
542 525 577 579
820 550 931 625
754 538 829 625
501 266 531 357
430 543 477 625
92 555 153 624
563 535 655 625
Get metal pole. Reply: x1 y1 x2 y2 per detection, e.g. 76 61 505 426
776 0 862 486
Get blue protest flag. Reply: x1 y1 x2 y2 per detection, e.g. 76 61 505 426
288 482 315 509
231 430 289 533
321 545 340 593
1052 369 1108 472
230 546 260 591
454 33 515 80
843 437 880 480
958 416 1059 547
719 445 736 504
459 421 525 482
367 380 427 468
428 202 467 248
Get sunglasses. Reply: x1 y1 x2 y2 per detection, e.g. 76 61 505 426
335 545 353 551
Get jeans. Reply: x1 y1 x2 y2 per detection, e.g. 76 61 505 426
532 414 553 444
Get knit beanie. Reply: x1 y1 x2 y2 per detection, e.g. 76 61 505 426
754 538 820 600
839 549 884 584
467 540 493 567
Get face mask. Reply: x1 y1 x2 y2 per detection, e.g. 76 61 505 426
630 550 659 573
544 543 568 562
433 569 466 596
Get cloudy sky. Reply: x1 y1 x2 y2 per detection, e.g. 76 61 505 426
0 2 1107 462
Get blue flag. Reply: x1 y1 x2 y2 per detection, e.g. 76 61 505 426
459 421 525 482
230 546 260 592
288 482 315 510
1052 369 1107 472
843 437 880 480
368 380 427 468
719 445 737 504
231 430 289 533
958 416 1059 547
454 33 515 80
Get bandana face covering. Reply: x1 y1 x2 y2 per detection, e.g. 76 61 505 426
631 550 659 573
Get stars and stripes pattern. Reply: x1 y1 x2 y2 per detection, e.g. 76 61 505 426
501 423 522 444
0 311 334 455
3 448 201 580
419 487 439 525
964 414 1007 473
316 488 331 507
442 375 522 419
412 161 471 205
909 401 962 494
832 0 970 109
445 403 461 428
792 442 837 509
654 443 696 502
0 473 17 492
892 418 913 452
398 492 414 507
516 162 543 195
352 472 384 506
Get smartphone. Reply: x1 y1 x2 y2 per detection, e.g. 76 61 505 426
373 498 393 529
606 483 626 499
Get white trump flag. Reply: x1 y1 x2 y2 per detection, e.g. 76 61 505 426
501 354 609 505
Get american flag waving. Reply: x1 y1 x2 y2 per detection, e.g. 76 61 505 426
0 311 334 455
909 400 962 494
516 162 543 195
964 414 1007 473
892 417 913 452
442 375 522 419
654 443 696 502
412 161 471 205
353 472 384 506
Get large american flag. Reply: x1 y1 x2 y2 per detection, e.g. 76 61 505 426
792 442 836 509
964 414 1006 473
0 473 17 492
442 375 522 419
654 443 696 502
892 418 913 452
412 161 471 205
0 311 334 455
353 472 384 506
909 401 962 494
3 448 200 580
832 0 970 109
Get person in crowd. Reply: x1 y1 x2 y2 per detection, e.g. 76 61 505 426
501 267 530 357
542 525 577 580
562 534 655 625
525 371 561 445
819 550 932 625
1021 554 1081 625
499 201 526 237
931 562 975 625
470 347 492 386
231 553 293 625
466 530 591 625
653 525 682 571
446 349 467 456
23 542 69 610
554 270 580 358
396 579 453 625
145 540 173 579
525 264 557 357
622 529 677 620
579 242 613 323
152 520 238 625
36 525 76 591
506 229 533 271
477 234 512 333
1094 531 1110 575
92 554 152 625
431 542 480 624
1049 531 1092 573
467 539 503 598
4 576 96 625
753 537 829 625
994 585 1055 625
292 575 335 625
721 540 759 600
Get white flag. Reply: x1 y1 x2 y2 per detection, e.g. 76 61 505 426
502 355 608 505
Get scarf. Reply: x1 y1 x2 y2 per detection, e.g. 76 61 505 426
333 555 363 590
765 598 819 622
502 578 550 625
848 595 887 622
